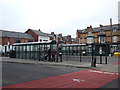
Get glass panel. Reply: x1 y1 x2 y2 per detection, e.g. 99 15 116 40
27 45 30 59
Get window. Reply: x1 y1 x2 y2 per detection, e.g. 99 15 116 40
99 36 105 43
112 36 118 42
113 29 117 33
87 37 94 44
82 38 84 44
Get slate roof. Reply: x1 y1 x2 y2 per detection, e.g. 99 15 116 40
62 36 67 40
29 29 52 37
77 24 120 33
0 29 34 40
71 38 79 42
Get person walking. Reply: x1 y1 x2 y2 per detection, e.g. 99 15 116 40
48 49 51 61
51 49 56 61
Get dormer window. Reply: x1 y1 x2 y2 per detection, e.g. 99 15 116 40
113 26 118 32
113 29 117 33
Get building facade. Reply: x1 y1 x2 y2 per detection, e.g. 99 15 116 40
0 29 34 53
25 29 52 42
76 24 120 52
63 35 78 44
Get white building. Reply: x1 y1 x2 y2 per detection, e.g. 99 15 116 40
26 29 52 42
36 29 52 42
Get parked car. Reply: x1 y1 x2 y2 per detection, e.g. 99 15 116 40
114 50 120 57
82 51 86 56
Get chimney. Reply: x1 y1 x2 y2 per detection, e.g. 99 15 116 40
51 32 54 35
100 24 103 28
90 25 92 28
58 33 62 37
67 35 71 38
87 26 89 29
87 25 93 32
28 28 31 30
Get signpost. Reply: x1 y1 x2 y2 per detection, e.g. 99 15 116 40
92 43 110 64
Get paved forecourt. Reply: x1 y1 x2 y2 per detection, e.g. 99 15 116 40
2 69 119 88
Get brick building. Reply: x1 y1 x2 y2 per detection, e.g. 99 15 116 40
50 32 77 44
0 29 34 53
50 32 64 44
25 29 76 44
76 24 120 52
25 29 52 42
63 35 78 44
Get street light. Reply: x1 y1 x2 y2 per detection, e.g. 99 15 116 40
98 26 106 64
86 31 95 67
112 26 118 52
110 18 112 54
55 34 59 62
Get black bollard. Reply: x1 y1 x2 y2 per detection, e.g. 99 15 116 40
80 51 81 62
100 54 102 64
105 56 107 64
91 57 96 67
59 53 62 62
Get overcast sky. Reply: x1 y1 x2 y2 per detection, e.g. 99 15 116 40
1 0 119 37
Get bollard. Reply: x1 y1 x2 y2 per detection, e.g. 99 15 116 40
91 58 96 67
105 56 107 64
59 53 62 62
100 54 102 64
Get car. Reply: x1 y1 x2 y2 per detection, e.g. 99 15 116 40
82 51 86 56
114 52 120 57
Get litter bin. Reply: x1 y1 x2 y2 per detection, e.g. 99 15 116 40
9 50 16 58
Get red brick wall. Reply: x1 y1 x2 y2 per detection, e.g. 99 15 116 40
2 37 33 46
26 29 38 42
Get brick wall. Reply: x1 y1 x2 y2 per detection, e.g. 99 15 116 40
26 29 38 42
2 37 33 46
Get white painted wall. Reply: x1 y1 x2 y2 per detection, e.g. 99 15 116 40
0 44 12 53
38 36 50 42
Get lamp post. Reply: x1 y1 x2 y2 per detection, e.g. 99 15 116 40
110 18 113 56
86 32 95 67
112 26 118 53
98 26 106 64
55 34 59 62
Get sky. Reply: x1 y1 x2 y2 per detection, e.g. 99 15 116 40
0 0 120 37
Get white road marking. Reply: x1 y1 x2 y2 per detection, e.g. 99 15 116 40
89 70 118 75
73 78 85 82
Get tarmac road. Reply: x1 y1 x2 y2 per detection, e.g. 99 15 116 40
1 56 119 88
2 62 86 87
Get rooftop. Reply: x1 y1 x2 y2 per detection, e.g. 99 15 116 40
26 29 52 37
0 29 34 40
77 24 120 33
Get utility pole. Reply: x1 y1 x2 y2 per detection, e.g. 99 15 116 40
56 34 59 62
110 18 113 55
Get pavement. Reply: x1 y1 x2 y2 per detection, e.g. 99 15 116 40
0 56 119 73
